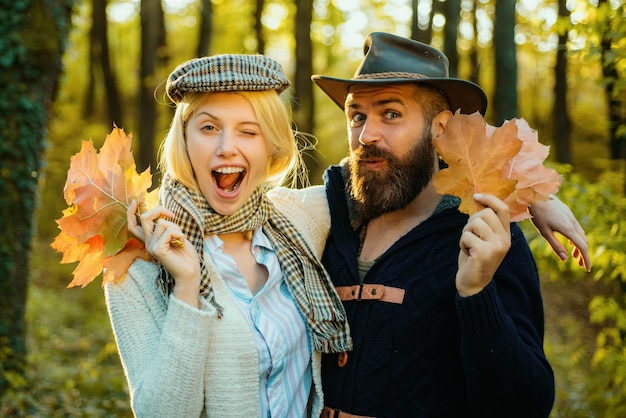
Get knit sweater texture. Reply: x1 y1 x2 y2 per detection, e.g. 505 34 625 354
105 186 332 418
320 164 555 418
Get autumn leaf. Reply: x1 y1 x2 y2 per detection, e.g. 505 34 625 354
432 112 521 215
432 112 561 219
51 127 157 288
102 237 150 285
496 119 562 221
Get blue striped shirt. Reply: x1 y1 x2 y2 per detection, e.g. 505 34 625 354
204 227 312 418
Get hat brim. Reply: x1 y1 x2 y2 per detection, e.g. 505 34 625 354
312 75 488 116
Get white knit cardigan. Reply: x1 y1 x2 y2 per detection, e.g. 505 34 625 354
105 186 332 418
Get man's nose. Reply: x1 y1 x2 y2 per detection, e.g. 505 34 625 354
358 120 381 146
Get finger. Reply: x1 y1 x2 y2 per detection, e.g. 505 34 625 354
152 218 186 249
139 207 175 240
468 208 505 241
473 193 510 231
464 217 489 240
572 245 590 272
543 231 568 261
572 221 587 242
567 233 590 272
147 223 187 256
459 229 480 256
127 200 145 241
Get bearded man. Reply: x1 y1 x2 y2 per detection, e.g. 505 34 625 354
315 32 558 418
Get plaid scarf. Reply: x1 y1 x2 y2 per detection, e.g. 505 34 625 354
157 174 351 353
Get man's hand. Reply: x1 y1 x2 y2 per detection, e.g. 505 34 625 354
456 194 511 297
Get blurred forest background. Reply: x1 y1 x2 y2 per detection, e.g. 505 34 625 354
0 0 625 416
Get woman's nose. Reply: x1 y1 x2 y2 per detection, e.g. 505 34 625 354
217 131 238 156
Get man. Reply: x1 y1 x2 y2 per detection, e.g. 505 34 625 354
313 32 556 417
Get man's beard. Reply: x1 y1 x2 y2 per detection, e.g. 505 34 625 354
348 129 435 222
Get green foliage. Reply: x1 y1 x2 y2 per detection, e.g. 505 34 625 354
21 285 130 417
0 242 131 417
524 162 626 417
532 163 625 281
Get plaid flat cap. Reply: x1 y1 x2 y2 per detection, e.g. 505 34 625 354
166 54 290 103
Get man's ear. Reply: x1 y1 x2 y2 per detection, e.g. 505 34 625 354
431 110 453 138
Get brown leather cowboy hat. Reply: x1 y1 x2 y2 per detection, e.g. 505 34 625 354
312 32 487 115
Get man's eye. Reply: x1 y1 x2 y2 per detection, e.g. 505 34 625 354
384 111 400 119
351 113 365 123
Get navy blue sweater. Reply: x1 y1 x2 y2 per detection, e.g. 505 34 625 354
321 165 554 418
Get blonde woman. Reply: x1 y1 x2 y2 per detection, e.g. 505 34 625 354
105 55 350 418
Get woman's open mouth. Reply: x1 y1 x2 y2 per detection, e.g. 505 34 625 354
212 166 245 193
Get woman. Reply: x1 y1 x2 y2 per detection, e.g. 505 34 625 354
105 54 351 418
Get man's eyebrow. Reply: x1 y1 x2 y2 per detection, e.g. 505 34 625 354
347 97 405 109
346 101 361 110
375 97 404 106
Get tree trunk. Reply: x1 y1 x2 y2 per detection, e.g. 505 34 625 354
84 0 97 118
0 0 73 399
293 0 320 183
254 0 265 54
410 0 419 41
492 0 518 124
84 0 123 125
412 0 435 44
442 0 460 77
96 0 123 125
552 0 571 163
196 0 213 57
468 0 480 84
139 0 167 181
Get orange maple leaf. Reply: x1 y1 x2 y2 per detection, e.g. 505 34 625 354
432 112 521 215
433 112 561 219
51 127 157 288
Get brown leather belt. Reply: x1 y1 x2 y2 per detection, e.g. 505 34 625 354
335 284 404 304
322 406 374 418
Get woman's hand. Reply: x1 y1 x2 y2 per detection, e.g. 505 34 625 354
128 200 201 306
456 194 511 297
529 196 590 271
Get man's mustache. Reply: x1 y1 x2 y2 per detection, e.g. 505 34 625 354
353 146 393 161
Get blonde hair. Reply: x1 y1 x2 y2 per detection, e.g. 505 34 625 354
158 90 307 192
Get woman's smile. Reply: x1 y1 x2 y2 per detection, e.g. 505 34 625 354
212 165 246 193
